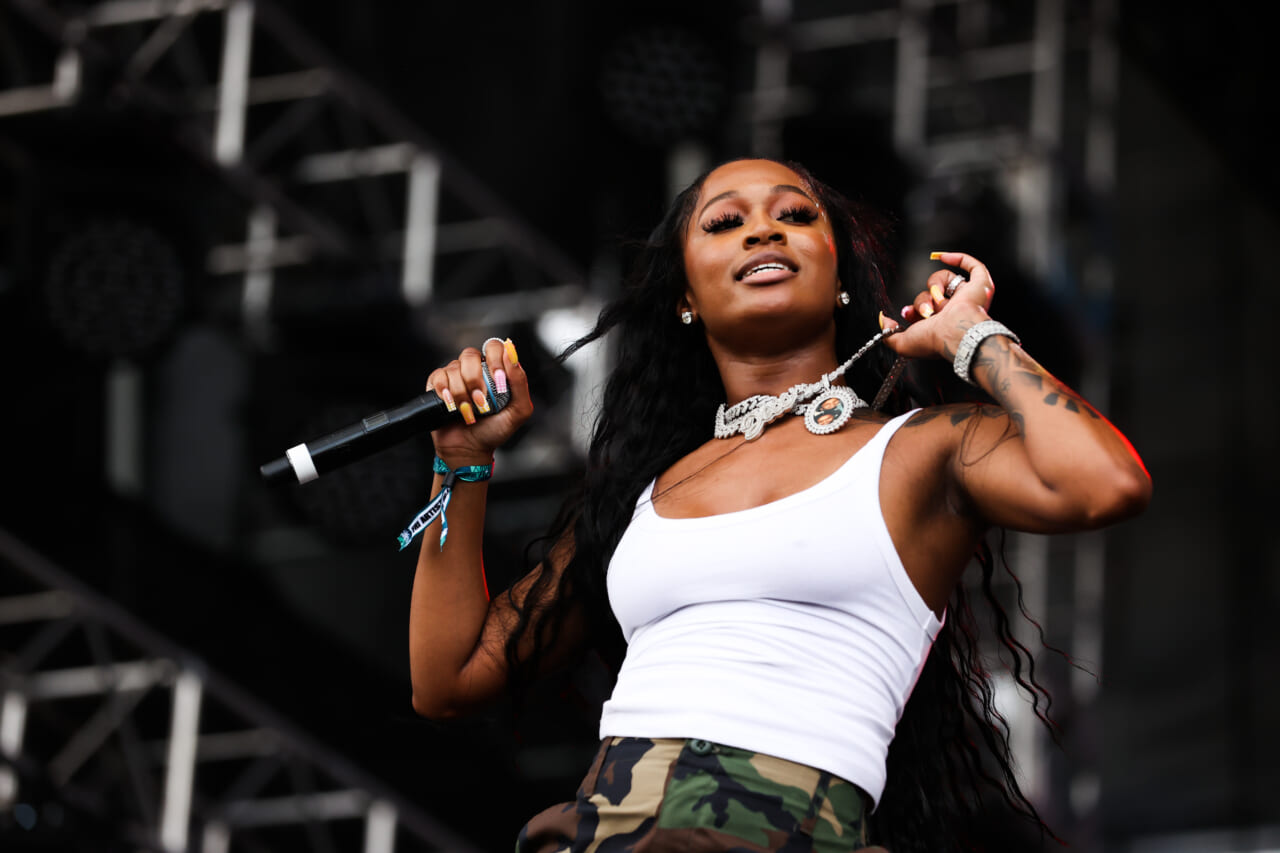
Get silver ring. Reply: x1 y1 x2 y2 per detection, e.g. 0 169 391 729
944 273 966 297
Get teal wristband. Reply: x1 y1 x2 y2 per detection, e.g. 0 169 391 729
397 457 494 551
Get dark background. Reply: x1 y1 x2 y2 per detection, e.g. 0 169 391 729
1 0 1277 850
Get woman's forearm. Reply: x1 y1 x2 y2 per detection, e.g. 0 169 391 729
968 333 1151 522
408 339 534 717
407 464 498 717
882 253 1150 528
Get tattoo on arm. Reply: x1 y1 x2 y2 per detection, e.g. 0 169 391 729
902 403 1006 431
901 408 950 428
975 338 1101 436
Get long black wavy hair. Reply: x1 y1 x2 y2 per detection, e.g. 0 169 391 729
501 158 1058 851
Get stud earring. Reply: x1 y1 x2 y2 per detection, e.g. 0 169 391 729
837 291 851 306
680 310 694 325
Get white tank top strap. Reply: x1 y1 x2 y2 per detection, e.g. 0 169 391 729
861 407 919 461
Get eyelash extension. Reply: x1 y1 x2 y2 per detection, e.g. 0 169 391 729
778 205 818 223
701 205 819 234
702 211 743 233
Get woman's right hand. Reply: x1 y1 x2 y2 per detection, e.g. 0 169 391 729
426 337 532 465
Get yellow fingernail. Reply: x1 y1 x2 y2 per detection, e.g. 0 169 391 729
472 389 490 415
919 303 934 318
930 284 944 302
929 251 945 260
459 401 476 425
504 338 519 367
440 388 457 412
878 310 887 330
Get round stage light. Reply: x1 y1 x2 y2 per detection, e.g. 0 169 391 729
45 218 186 358
597 26 726 147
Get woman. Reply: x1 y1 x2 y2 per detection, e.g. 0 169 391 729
407 158 1150 851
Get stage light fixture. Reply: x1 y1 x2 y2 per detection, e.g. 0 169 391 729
597 26 726 147
44 218 186 359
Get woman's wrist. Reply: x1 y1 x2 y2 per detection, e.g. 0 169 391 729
953 320 1020 387
936 305 991 361
433 450 496 470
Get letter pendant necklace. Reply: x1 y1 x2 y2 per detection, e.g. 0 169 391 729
713 329 901 441
648 334 904 509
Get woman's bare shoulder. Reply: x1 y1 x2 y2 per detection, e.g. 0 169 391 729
897 401 1007 432
888 402 1018 472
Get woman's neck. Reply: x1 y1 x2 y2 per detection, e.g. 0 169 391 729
713 346 840 406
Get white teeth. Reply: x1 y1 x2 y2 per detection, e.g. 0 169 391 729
744 263 788 279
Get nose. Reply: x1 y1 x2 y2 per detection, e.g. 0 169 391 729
742 215 785 247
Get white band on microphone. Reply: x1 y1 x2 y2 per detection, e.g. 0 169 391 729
285 443 319 484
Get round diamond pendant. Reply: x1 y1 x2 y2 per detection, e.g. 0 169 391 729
803 386 861 435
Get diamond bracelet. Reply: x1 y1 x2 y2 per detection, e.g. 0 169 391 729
953 320 1020 386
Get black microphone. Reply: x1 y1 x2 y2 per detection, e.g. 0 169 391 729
260 361 510 485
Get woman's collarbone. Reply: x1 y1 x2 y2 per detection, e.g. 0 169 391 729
654 415 882 516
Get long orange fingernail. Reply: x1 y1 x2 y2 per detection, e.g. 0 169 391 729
930 284 944 302
471 389 491 415
459 401 476 425
929 251 946 260
440 388 456 412
919 303 934 318
504 338 519 367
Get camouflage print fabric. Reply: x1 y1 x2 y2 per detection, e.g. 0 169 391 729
516 737 878 852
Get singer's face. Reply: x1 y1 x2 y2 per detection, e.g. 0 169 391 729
681 160 840 339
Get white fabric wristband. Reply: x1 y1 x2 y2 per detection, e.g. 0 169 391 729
953 320 1020 386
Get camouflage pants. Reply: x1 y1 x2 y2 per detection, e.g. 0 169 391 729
515 737 874 852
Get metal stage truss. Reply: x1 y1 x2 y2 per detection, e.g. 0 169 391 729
0 528 482 852
0 0 600 480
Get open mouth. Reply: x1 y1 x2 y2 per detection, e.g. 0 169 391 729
741 262 791 280
736 252 798 282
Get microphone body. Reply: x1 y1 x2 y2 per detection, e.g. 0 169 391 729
260 362 509 485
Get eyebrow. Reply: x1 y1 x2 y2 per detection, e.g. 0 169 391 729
697 184 816 219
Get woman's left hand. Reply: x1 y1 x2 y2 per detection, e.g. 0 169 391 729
879 251 995 361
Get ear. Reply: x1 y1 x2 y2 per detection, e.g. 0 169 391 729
678 289 698 319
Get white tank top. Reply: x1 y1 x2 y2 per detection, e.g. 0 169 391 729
598 409 942 805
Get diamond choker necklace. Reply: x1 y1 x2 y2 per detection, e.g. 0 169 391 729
713 329 900 441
